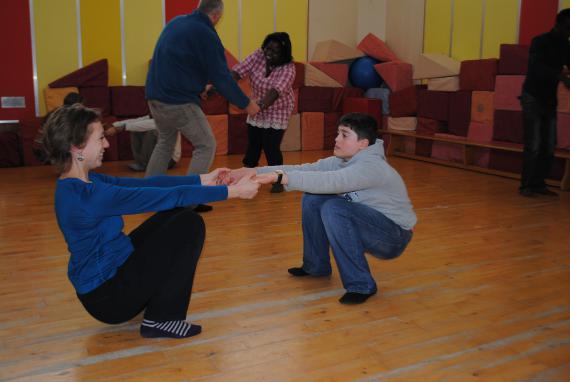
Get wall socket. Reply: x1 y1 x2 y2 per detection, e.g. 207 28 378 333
1 97 26 108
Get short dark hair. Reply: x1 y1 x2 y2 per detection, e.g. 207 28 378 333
42 104 100 173
198 0 223 15
63 92 84 106
556 8 570 24
338 113 378 145
262 32 293 66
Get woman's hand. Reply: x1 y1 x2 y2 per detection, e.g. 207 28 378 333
200 168 231 186
228 167 257 184
227 173 260 199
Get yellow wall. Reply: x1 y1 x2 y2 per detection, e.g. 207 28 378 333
80 0 122 86
241 0 274 58
482 0 518 59
424 0 452 55
450 0 483 61
34 0 79 116
124 0 162 85
562 0 570 11
276 0 308 62
217 0 239 60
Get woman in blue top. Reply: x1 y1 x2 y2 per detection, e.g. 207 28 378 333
42 104 259 339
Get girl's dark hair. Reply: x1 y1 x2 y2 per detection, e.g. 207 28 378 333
338 113 378 145
262 32 293 66
42 104 101 174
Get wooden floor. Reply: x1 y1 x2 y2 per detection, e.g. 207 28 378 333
1 151 570 382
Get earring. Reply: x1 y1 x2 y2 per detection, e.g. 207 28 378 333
77 152 85 162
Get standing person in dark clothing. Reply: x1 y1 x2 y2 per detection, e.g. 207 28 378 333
519 8 570 197
145 0 260 212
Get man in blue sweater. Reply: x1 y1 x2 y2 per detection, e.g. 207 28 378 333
146 0 260 212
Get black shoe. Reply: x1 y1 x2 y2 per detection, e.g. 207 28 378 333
194 204 213 213
270 183 284 193
288 267 310 276
519 188 538 198
533 187 558 197
339 291 376 305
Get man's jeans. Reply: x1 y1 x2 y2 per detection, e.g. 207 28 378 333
301 193 413 294
519 92 557 191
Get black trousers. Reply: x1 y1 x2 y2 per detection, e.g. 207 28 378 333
242 124 285 168
78 207 205 324
519 92 557 191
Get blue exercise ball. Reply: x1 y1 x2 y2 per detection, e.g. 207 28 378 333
349 56 383 90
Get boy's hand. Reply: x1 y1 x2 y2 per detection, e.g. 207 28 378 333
200 167 231 186
227 173 260 199
255 172 288 186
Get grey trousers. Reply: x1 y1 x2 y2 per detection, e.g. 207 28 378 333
146 100 215 176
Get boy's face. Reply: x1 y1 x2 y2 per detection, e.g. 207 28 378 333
333 125 369 159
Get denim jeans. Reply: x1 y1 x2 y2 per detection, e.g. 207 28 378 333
301 193 413 294
519 92 557 191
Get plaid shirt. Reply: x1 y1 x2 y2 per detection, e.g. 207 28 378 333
233 49 295 130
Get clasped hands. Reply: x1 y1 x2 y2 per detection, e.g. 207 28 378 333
200 167 284 199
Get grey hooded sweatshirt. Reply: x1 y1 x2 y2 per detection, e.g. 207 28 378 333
256 139 417 230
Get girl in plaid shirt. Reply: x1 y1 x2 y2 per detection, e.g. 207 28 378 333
232 32 296 193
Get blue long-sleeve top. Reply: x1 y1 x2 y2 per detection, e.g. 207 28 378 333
54 172 228 294
146 10 249 108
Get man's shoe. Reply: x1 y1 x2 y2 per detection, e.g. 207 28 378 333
519 188 537 198
339 291 376 305
270 183 284 193
533 187 558 197
128 162 146 172
194 204 213 213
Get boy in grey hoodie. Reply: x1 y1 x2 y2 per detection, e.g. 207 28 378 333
231 113 416 304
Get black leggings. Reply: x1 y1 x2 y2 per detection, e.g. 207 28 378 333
78 207 205 324
242 124 285 168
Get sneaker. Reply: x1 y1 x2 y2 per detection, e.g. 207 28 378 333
288 267 310 276
339 291 377 305
270 183 284 193
194 204 213 213
128 162 146 172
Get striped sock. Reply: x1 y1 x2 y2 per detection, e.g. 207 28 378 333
140 319 202 339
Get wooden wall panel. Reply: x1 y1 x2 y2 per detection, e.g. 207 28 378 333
80 0 122 86
276 0 309 62
386 0 425 68
124 0 163 85
424 0 452 55
356 0 387 43
35 0 79 116
481 0 519 59
0 1 35 119
308 0 358 61
451 0 483 61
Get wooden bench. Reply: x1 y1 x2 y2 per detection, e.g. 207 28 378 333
380 129 570 190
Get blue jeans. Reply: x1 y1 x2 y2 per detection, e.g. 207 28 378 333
301 193 413 294
519 92 557 191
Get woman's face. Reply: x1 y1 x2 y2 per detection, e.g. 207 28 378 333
263 40 283 66
80 121 109 170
